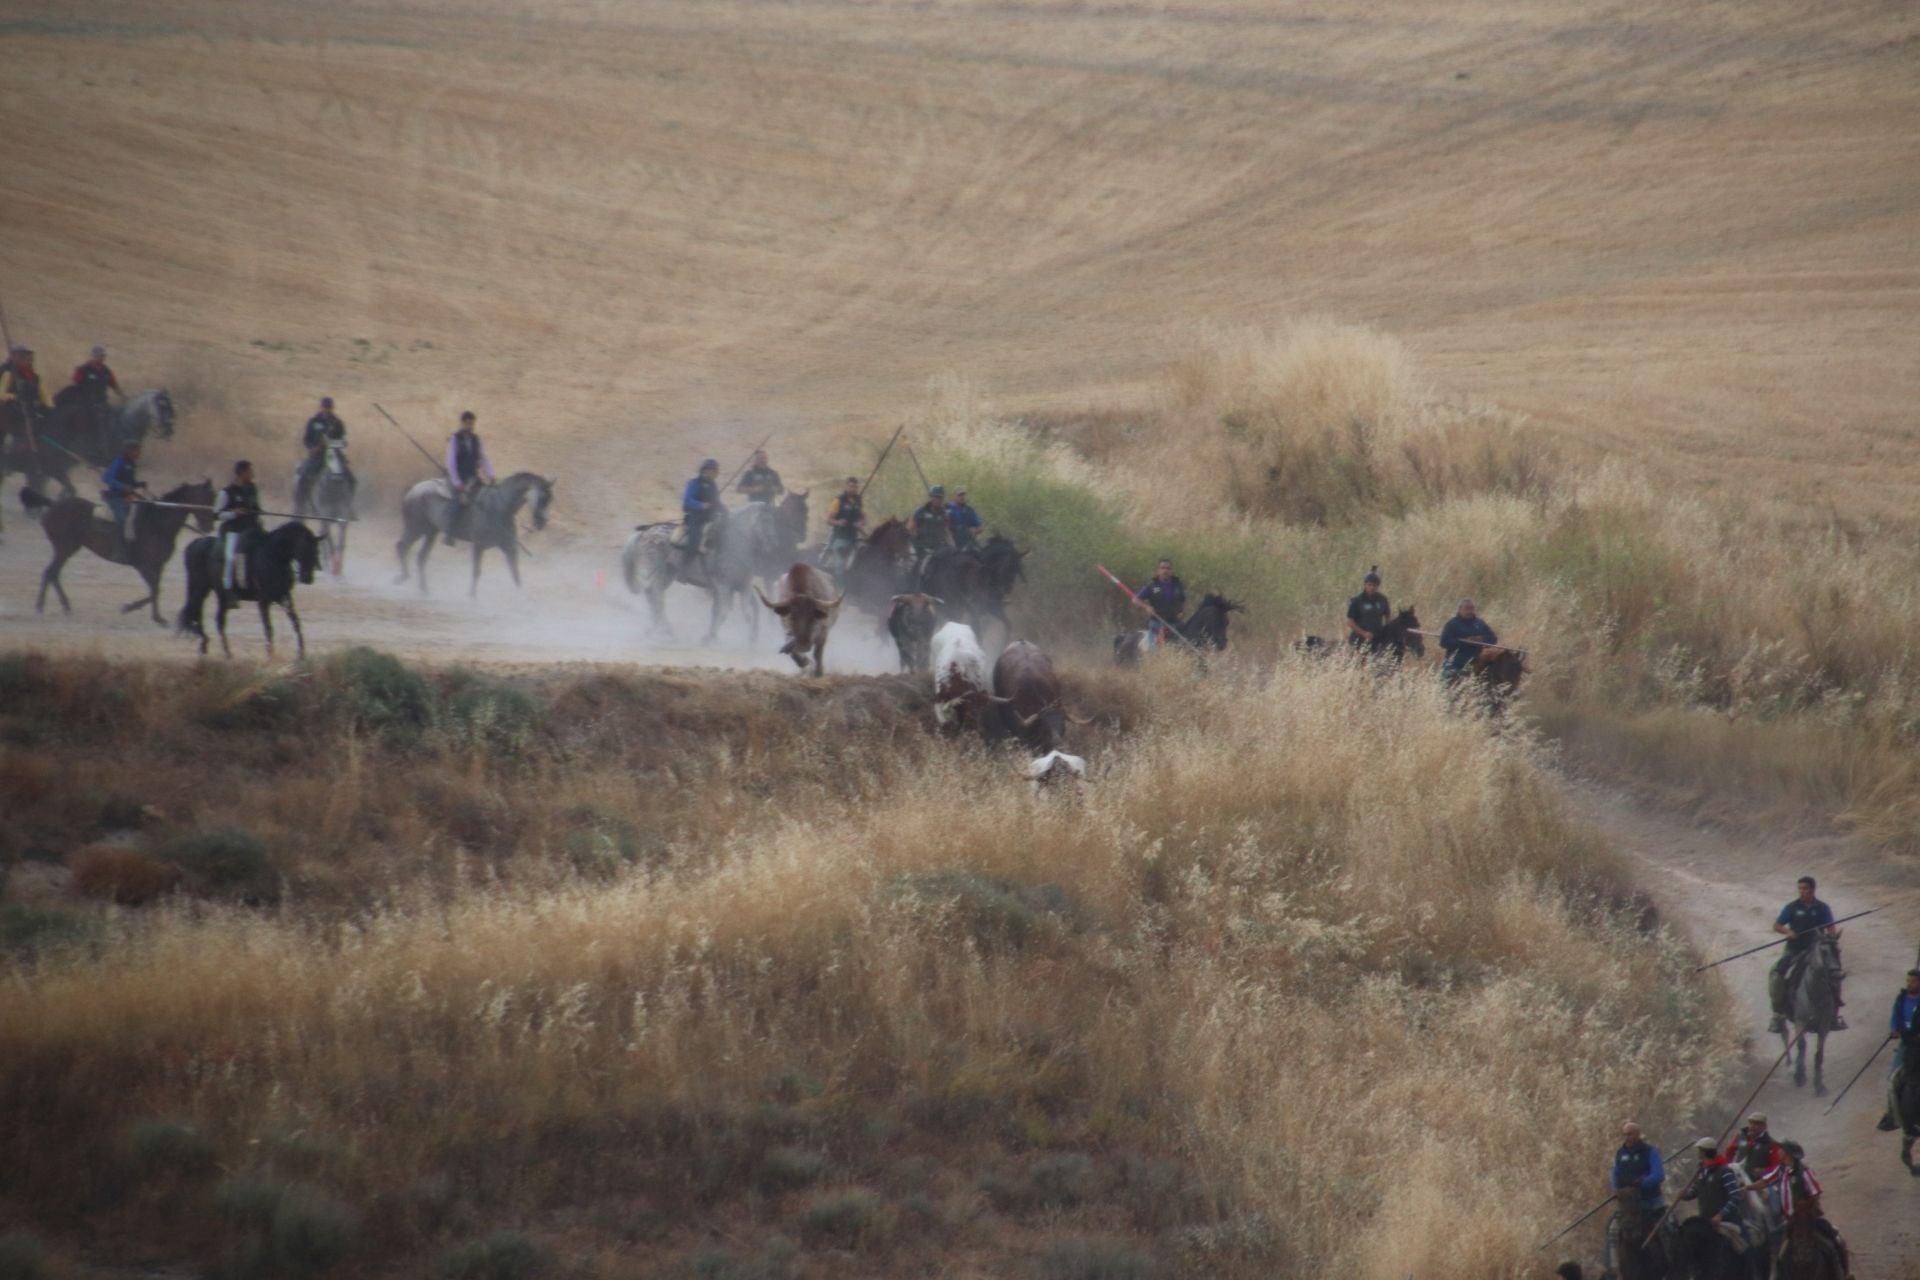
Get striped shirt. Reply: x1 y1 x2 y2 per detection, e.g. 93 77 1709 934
1758 1161 1821 1218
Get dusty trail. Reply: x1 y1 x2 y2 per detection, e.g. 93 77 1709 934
1572 786 1920 1275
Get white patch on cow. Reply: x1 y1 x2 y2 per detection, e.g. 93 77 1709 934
931 621 988 726
1026 750 1087 792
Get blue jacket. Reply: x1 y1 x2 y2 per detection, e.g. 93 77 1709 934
1894 990 1920 1042
1439 615 1498 670
946 501 982 546
682 475 718 516
1611 1141 1664 1200
101 454 140 496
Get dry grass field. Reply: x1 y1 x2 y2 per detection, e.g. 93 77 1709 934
4 0 1920 1276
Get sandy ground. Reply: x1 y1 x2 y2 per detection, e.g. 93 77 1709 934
1576 787 1920 1276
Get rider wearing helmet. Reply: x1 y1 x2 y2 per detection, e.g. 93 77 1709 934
295 396 353 512
912 484 953 574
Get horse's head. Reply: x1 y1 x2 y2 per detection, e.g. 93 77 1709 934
1194 594 1243 650
292 525 322 585
868 517 912 559
529 476 555 530
169 480 218 533
982 536 1028 588
1396 607 1425 657
151 390 176 440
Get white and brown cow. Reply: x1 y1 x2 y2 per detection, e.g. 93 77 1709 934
931 621 998 735
755 562 844 676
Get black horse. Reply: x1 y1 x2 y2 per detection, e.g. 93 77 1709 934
918 533 1027 637
1114 593 1243 665
20 479 215 623
1671 1214 1754 1280
177 522 324 658
1362 606 1425 662
1895 1055 1920 1175
29 388 177 495
394 472 554 597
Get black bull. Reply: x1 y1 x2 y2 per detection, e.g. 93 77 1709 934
991 640 1085 754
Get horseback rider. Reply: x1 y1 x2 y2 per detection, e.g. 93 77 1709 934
295 396 353 511
679 458 722 570
736 449 784 505
1346 568 1391 647
1131 558 1187 651
945 485 983 552
1725 1113 1781 1185
1757 1141 1848 1272
1679 1136 1757 1256
1439 597 1498 680
71 344 123 417
1769 876 1846 1033
0 342 54 450
1602 1121 1668 1275
444 410 495 546
100 440 147 553
1879 967 1920 1132
215 460 262 592
824 475 864 571
912 485 953 574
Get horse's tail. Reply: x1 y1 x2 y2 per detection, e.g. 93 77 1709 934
176 546 206 638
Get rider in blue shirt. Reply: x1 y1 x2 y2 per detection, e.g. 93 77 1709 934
945 486 983 552
1881 968 1920 1131
100 440 146 551
680 458 722 567
1439 598 1498 680
1770 876 1843 1032
1602 1121 1666 1276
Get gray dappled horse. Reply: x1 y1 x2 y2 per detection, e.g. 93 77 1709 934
394 472 553 598
296 439 356 575
33 389 177 493
1778 933 1844 1095
622 505 765 645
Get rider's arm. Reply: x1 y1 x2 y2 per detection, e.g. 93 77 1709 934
446 436 462 481
1644 1146 1664 1192
0 370 13 403
1773 904 1795 937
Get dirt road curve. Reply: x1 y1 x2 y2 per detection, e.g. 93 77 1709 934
1575 787 1920 1276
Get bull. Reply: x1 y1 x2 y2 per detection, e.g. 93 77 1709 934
930 621 1000 735
991 640 1085 755
755 562 844 676
887 592 943 674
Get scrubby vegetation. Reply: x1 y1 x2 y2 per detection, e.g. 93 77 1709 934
0 648 1734 1276
864 325 1920 853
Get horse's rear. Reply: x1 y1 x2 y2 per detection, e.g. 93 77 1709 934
394 479 448 588
175 536 219 652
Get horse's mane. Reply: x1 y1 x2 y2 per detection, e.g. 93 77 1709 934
161 479 211 502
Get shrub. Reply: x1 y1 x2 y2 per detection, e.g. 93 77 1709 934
754 1146 826 1193
72 845 182 906
438 670 540 755
562 807 643 879
1028 1153 1095 1208
890 871 1085 953
0 1231 48 1280
216 1175 290 1229
680 1239 797 1280
159 827 279 903
0 904 103 964
325 648 433 744
269 1187 357 1273
128 1119 216 1179
1040 1238 1157 1280
438 1230 550 1280
800 1189 881 1246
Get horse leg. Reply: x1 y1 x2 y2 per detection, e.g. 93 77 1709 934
147 565 168 625
1811 1032 1827 1097
216 594 233 659
504 543 521 588
415 535 432 595
470 544 484 599
285 599 306 659
258 599 275 657
702 586 723 645
1793 1030 1807 1088
38 547 78 613
393 531 412 584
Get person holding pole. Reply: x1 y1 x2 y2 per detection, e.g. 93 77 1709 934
1130 559 1186 652
1601 1121 1667 1277
1346 567 1390 647
444 411 495 546
215 460 262 592
678 458 722 572
1880 967 1920 1131
912 485 952 575
736 449 784 505
296 396 351 512
0 342 53 453
824 475 864 572
1770 876 1845 1032
100 439 147 554
1439 598 1498 682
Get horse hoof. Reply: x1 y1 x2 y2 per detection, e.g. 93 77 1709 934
1813 1083 1828 1098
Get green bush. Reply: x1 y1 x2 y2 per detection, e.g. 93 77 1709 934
438 669 540 755
1040 1238 1157 1280
438 1230 550 1280
160 827 279 903
216 1175 291 1229
754 1146 826 1193
679 1239 797 1280
800 1189 881 1246
562 807 644 879
890 872 1085 953
270 1187 357 1273
0 903 103 964
325 648 434 744
128 1118 217 1179
1028 1152 1095 1207
0 1231 48 1280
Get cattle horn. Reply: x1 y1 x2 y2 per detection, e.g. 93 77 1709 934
1065 712 1095 727
753 585 779 611
1015 710 1042 731
987 694 1014 704
826 593 845 610
928 596 945 605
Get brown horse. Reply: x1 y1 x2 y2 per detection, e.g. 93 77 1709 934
20 480 215 624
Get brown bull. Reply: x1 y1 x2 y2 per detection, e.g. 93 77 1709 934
756 562 844 676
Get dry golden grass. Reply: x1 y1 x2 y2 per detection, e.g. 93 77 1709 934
0 650 1737 1276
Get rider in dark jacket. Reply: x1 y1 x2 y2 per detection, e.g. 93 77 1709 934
296 397 353 510
1132 559 1186 650
1880 968 1920 1131
680 459 722 568
1439 598 1498 679
1346 568 1391 647
444 411 495 545
1770 876 1843 1032
100 441 147 552
736 450 784 505
215 461 262 591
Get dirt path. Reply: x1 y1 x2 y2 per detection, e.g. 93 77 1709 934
1571 785 1920 1276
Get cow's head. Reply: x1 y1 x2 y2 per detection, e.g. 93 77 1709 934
757 587 844 662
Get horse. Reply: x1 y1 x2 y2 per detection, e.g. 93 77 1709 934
1777 933 1843 1095
31 389 177 495
296 439 356 575
842 516 915 615
176 522 323 658
1671 1213 1754 1280
1893 1051 1920 1175
1114 593 1243 665
742 490 809 585
1448 645 1528 716
621 505 762 644
394 472 553 597
918 534 1027 639
1364 606 1425 662
1608 1194 1676 1280
18 479 215 623
1773 1211 1845 1280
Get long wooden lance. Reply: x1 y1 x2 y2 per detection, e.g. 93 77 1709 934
372 402 449 476
1534 1138 1698 1252
721 432 774 493
858 423 906 497
1692 908 1880 972
903 439 932 493
1406 628 1526 658
1095 564 1201 650
1641 1029 1805 1248
134 498 350 524
1823 1034 1896 1115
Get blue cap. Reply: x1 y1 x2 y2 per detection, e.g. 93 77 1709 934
700 458 720 470
928 484 945 497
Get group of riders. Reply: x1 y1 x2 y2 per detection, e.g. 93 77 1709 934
0 340 122 455
1582 877 1920 1280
